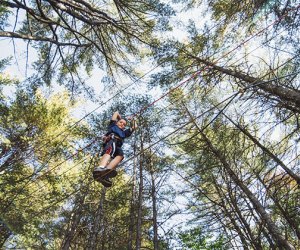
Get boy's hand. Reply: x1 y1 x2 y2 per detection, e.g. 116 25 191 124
102 135 110 143
131 119 138 130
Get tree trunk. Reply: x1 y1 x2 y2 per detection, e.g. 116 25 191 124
88 187 106 250
0 220 11 248
184 106 295 250
135 133 144 250
256 174 300 240
201 131 295 249
128 136 138 250
192 56 300 112
61 187 89 250
214 186 250 249
214 177 263 250
223 112 300 184
149 158 159 250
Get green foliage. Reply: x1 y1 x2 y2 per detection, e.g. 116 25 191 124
1 0 300 249
2 0 175 95
179 227 229 250
0 70 90 247
208 0 271 22
0 5 11 30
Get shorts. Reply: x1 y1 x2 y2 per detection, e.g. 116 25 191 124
101 139 124 158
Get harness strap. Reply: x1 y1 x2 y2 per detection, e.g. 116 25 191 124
110 133 122 141
103 133 122 143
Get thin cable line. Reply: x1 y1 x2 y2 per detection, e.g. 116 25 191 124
6 68 298 221
8 53 173 169
1 138 98 212
11 156 89 206
3 4 299 215
6 11 298 199
122 93 239 166
10 3 299 171
127 4 300 120
122 66 300 167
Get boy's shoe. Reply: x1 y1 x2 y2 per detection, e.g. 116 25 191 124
94 168 117 181
93 166 109 178
99 177 112 188
93 166 107 172
103 169 118 178
93 167 117 178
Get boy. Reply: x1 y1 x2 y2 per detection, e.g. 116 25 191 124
93 111 137 187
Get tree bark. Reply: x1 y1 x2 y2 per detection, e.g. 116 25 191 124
128 136 138 250
135 132 144 250
192 56 300 112
223 112 300 184
61 192 86 250
214 184 250 249
88 187 106 250
0 220 11 248
184 106 296 250
149 155 159 250
201 131 295 249
256 174 300 240
214 177 263 250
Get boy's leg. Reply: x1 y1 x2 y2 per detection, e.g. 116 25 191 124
94 140 114 173
107 155 124 170
106 146 124 170
93 154 111 179
94 147 123 184
98 153 111 168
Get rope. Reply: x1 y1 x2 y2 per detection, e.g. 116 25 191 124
3 2 300 218
127 3 300 120
122 66 300 168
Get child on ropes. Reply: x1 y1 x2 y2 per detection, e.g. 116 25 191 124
93 111 137 187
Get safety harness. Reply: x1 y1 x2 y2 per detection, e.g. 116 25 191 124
103 133 122 144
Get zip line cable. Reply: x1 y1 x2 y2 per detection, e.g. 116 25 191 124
12 54 186 190
122 93 240 166
4 2 300 169
6 27 299 207
120 92 240 189
9 157 89 208
114 65 300 187
6 53 176 181
3 163 96 227
218 109 300 184
0 38 237 194
1 138 98 212
217 3 300 63
26 176 95 223
9 2 299 173
1 6 300 242
4 68 299 219
0 86 239 211
23 161 100 223
10 52 174 169
6 8 299 195
121 66 300 168
2 5 300 213
127 4 300 120
0 53 176 198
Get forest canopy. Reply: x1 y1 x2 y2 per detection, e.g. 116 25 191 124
0 0 300 249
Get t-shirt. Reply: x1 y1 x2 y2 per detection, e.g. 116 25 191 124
105 120 132 146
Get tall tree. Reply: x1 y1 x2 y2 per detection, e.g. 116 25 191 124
0 0 174 94
0 69 90 247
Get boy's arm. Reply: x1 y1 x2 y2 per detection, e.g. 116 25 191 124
124 119 138 137
130 119 138 132
111 111 121 121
